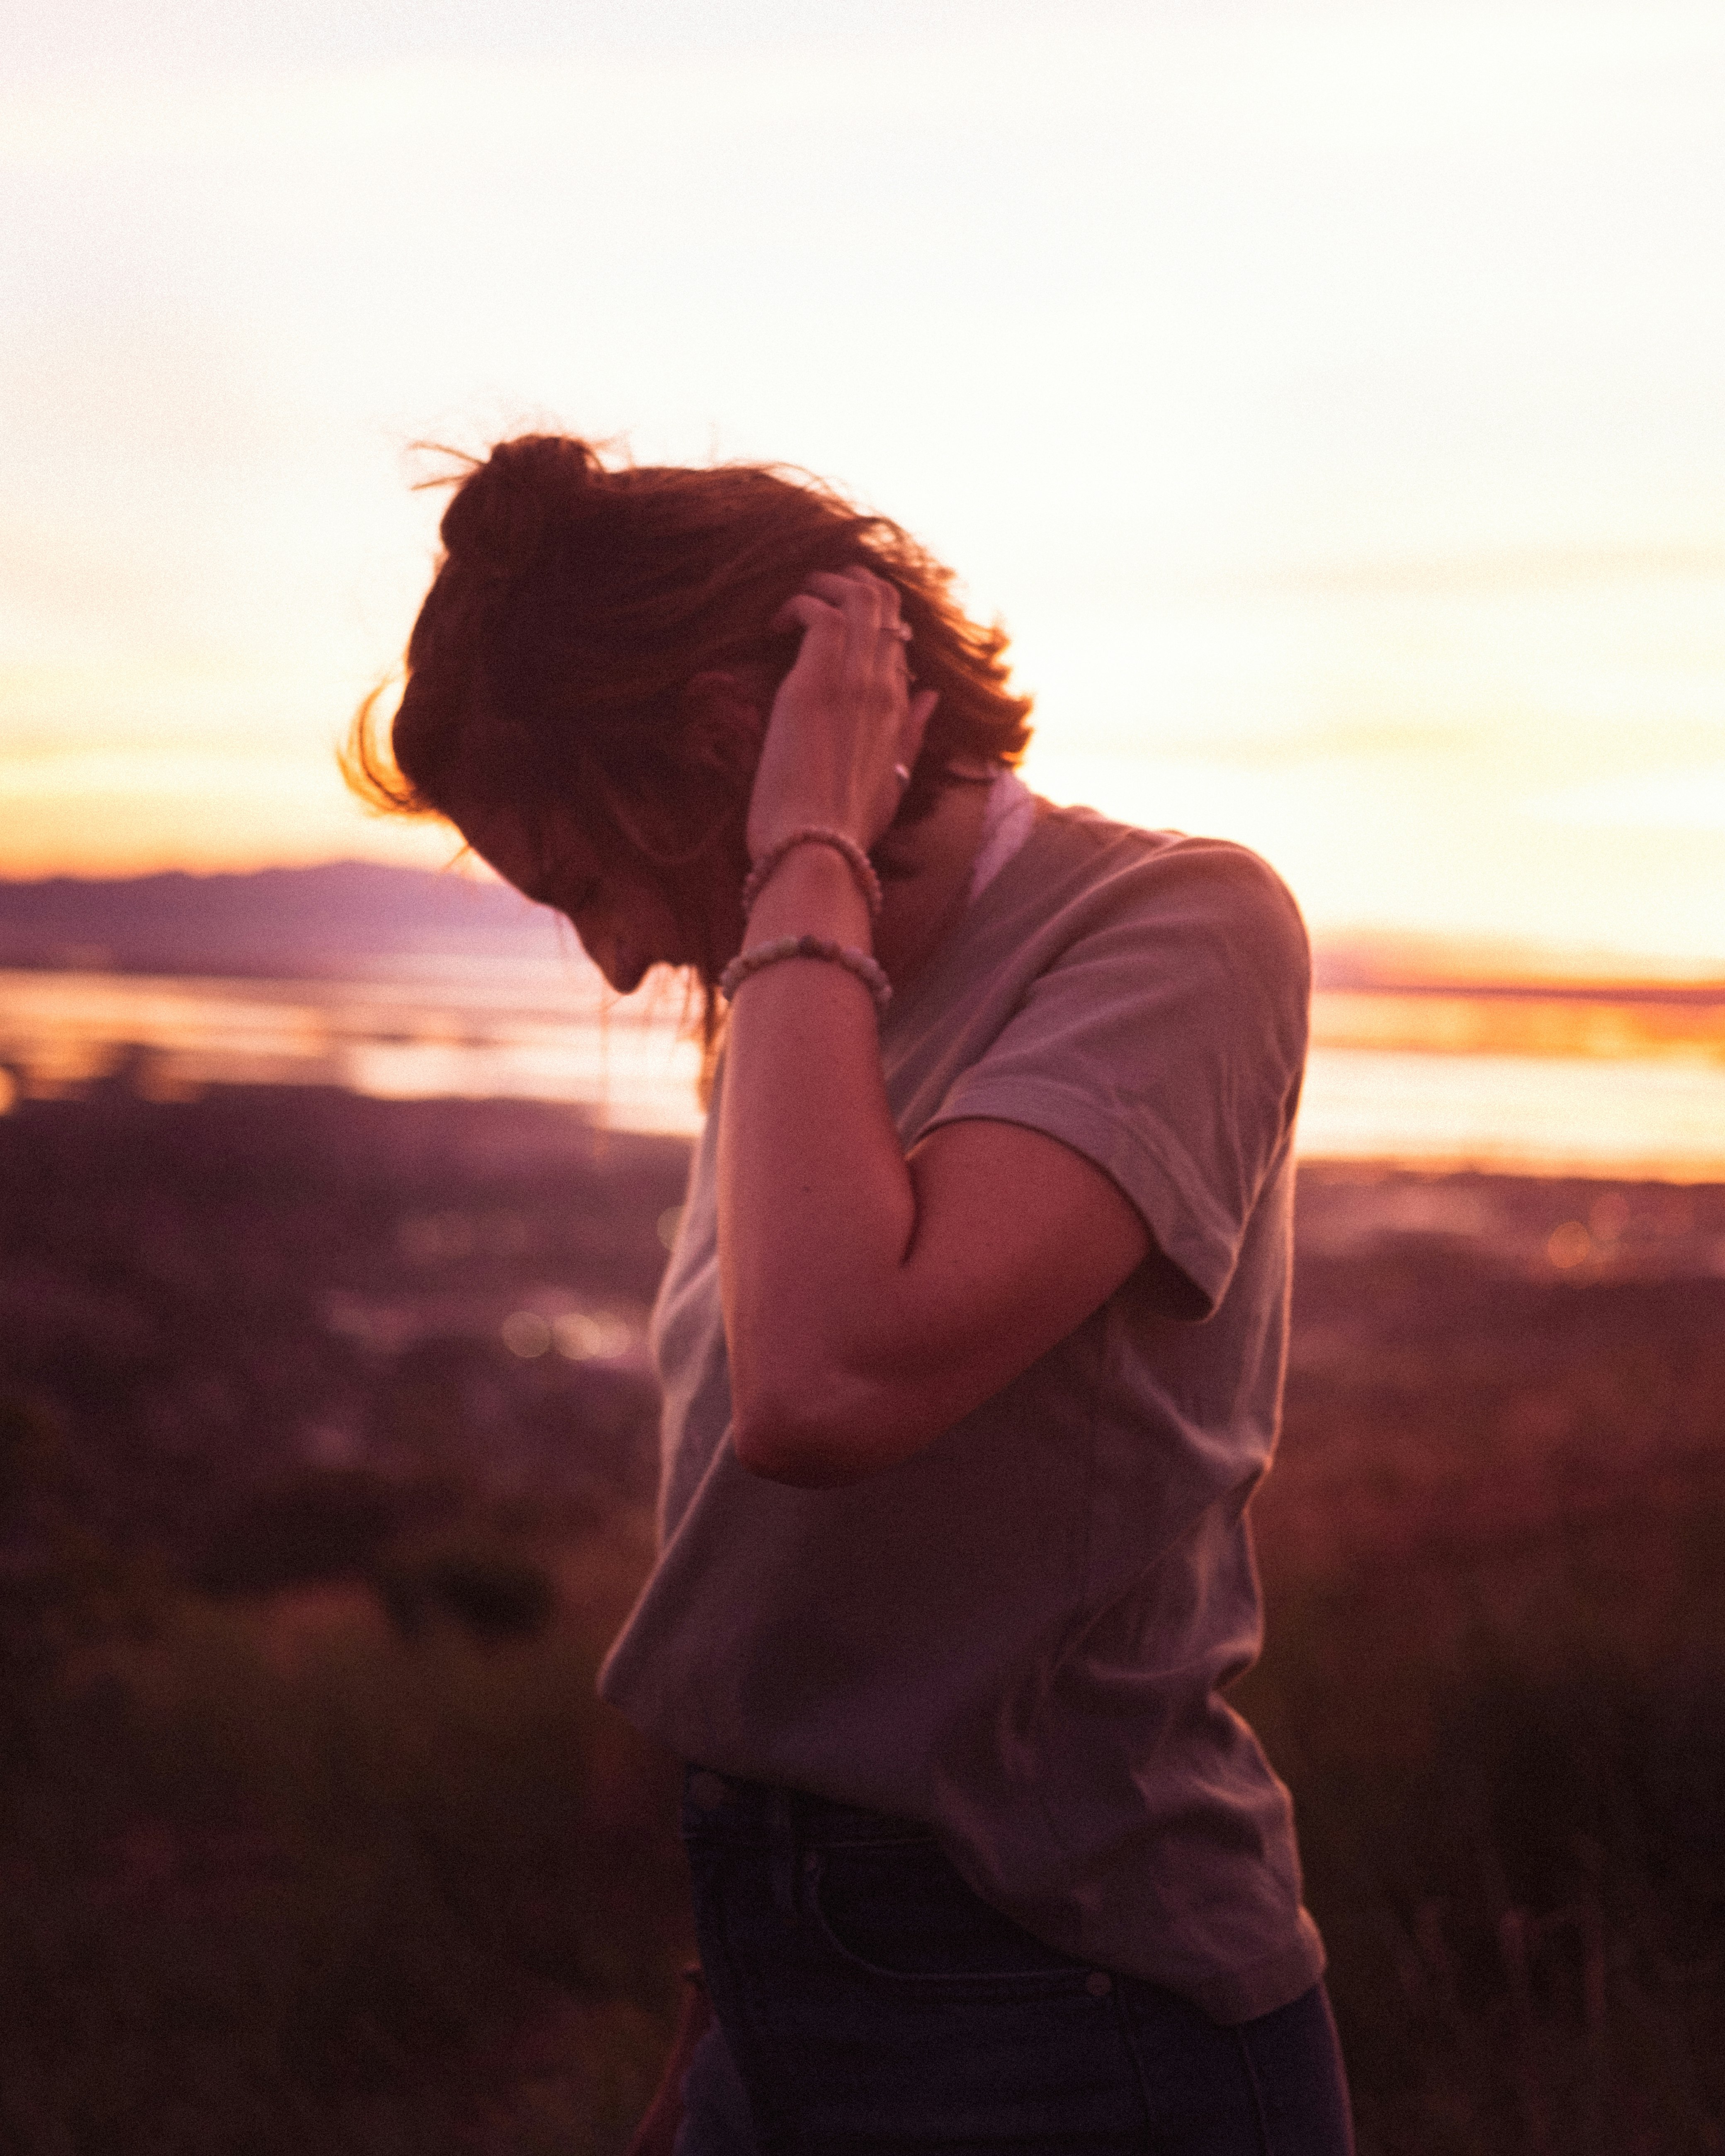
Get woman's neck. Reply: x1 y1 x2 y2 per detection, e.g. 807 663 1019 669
874 767 999 991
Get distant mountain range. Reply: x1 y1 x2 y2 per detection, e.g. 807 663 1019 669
0 862 572 977
0 861 1719 1002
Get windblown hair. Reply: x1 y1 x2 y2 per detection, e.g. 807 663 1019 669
348 430 1030 838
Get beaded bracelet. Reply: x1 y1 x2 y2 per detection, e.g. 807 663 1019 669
741 828 884 919
718 934 893 1013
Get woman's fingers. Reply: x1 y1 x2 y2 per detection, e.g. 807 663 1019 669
769 591 841 637
748 564 923 855
804 566 888 602
801 568 904 643
770 571 910 698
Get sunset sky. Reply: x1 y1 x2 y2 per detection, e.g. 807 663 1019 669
5 0 1723 969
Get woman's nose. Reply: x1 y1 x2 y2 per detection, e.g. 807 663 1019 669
572 920 617 983
584 929 644 995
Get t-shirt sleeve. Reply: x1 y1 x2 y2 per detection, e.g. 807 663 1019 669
917 840 1310 1318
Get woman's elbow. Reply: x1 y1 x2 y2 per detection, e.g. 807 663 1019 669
730 1387 922 1488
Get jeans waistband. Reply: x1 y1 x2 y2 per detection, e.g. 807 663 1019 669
680 1766 938 1849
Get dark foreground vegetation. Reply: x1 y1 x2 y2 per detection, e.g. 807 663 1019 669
2 1083 1722 2153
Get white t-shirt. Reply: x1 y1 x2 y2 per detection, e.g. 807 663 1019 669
598 799 1323 2023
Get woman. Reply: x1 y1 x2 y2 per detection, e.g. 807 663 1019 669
349 434 1353 2154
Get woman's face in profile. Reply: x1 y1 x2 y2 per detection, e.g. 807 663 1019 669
452 793 718 994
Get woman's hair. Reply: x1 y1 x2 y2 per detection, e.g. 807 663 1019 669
344 433 1034 994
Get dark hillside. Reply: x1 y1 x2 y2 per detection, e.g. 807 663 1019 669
0 1085 688 1565
0 1097 1721 2151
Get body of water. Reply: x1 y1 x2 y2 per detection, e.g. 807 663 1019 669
3 966 1725 1180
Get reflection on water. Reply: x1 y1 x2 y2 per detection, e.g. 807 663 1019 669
3 966 1724 1177
0 962 704 1135
1300 986 1725 1177
1298 1046 1725 1179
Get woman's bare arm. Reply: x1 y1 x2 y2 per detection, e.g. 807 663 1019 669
718 570 1149 1488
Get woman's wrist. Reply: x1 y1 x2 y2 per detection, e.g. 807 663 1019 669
743 827 883 920
721 934 892 1014
740 840 874 950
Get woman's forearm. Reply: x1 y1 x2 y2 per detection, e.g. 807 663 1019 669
716 842 924 1482
715 842 1153 1487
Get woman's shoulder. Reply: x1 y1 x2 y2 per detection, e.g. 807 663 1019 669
1013 799 1309 968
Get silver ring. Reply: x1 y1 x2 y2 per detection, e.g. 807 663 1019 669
892 762 912 787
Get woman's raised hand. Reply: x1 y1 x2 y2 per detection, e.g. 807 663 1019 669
748 567 938 864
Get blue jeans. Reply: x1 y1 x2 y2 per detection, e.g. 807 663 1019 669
676 1769 1354 2156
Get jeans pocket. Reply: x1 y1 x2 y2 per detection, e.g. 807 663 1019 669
804 1837 1095 2000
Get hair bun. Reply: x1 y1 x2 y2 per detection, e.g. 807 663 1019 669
439 435 603 577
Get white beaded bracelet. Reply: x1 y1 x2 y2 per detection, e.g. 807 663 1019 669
718 933 893 1013
741 828 884 919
